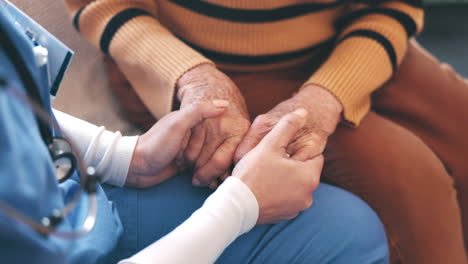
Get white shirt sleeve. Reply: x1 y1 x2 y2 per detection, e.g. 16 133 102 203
53 109 138 187
119 176 259 264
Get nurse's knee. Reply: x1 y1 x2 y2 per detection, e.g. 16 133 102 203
312 184 389 263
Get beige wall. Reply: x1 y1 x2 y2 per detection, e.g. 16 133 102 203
9 0 135 133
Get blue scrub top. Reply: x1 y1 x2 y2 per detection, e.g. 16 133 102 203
0 8 122 264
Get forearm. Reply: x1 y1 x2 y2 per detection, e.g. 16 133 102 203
119 176 259 264
64 0 212 119
54 110 137 187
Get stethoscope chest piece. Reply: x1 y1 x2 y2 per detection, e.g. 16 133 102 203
48 137 77 183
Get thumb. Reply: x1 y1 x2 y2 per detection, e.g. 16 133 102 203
259 108 308 151
174 100 229 131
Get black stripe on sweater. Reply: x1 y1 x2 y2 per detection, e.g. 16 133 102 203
350 0 423 8
181 37 335 64
339 29 397 71
169 0 342 23
335 8 418 37
100 8 152 55
73 7 84 31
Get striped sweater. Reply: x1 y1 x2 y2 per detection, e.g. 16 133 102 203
65 0 424 125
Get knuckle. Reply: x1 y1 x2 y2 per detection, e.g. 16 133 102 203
302 196 313 210
167 119 185 131
211 155 231 171
307 174 320 191
311 176 320 189
253 114 274 128
183 149 195 161
283 115 302 129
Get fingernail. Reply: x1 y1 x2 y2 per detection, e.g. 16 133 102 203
192 178 201 186
293 108 308 118
212 100 229 108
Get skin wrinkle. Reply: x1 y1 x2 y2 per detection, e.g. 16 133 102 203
176 64 251 185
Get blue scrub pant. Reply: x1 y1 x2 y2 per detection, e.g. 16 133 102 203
102 173 389 264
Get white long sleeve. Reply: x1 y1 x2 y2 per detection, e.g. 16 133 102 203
53 109 138 187
119 176 259 264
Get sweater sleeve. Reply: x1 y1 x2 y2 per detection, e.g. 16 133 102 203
64 0 213 119
304 0 424 126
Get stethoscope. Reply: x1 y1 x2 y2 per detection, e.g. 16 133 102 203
0 37 98 239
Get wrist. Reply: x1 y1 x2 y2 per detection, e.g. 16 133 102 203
126 137 147 187
208 177 259 232
298 84 343 114
293 84 343 135
176 63 219 101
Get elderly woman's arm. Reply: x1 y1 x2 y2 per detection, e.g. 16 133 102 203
64 0 251 187
64 0 209 119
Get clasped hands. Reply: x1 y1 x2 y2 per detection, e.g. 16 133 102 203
126 64 343 224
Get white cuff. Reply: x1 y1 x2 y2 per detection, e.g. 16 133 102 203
53 109 138 187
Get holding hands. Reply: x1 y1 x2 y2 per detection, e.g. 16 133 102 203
235 84 343 163
125 100 229 188
232 109 324 224
176 64 251 188
126 64 343 224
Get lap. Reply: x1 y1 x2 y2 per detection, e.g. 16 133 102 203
372 40 468 185
102 173 388 264
323 112 467 263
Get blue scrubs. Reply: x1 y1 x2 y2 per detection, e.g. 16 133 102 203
0 7 389 264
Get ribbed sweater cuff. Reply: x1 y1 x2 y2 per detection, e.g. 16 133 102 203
109 15 213 118
305 21 410 125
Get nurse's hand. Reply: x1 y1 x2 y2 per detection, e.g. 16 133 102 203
232 109 323 225
125 101 229 188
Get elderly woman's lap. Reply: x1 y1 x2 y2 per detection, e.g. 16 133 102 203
102 173 388 264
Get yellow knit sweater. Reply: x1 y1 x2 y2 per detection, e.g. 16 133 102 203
65 0 424 125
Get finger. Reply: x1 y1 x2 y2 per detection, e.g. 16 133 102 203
220 171 230 182
290 147 316 162
234 115 276 163
299 154 325 191
173 100 229 133
130 162 179 188
183 125 206 168
265 213 300 225
194 131 224 172
209 180 218 190
286 132 326 161
290 144 324 162
175 129 192 169
259 108 308 151
193 137 239 186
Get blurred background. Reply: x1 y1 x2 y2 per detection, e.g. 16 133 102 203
9 0 468 133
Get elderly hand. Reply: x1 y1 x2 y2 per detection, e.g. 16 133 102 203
125 101 228 188
232 108 323 224
177 64 250 188
235 85 343 163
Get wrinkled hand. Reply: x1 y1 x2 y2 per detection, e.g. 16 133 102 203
232 109 323 224
177 64 250 188
235 85 343 162
125 101 228 188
